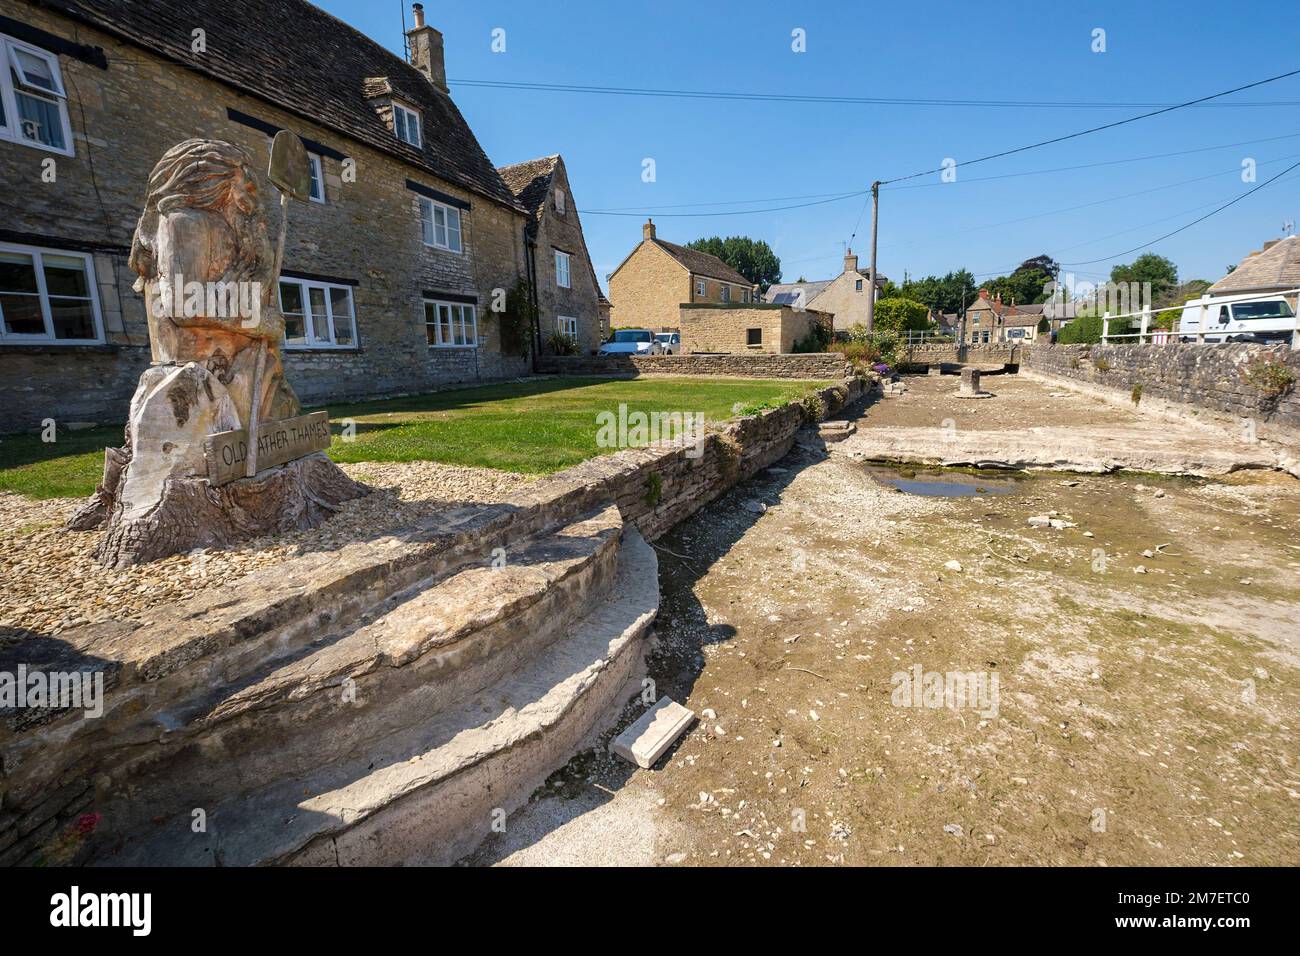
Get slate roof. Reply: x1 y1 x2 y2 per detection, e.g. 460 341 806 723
497 155 562 238
47 0 522 211
1210 235 1300 294
652 240 753 286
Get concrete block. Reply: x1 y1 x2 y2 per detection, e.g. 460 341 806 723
610 697 695 769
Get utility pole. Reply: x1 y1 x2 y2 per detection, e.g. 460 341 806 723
864 180 880 333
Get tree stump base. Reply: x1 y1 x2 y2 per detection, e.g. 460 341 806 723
68 451 368 569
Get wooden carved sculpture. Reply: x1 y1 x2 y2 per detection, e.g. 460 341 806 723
68 139 365 567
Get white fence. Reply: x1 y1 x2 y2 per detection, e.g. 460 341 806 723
1098 288 1300 349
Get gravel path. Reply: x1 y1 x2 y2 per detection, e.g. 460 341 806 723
0 461 536 647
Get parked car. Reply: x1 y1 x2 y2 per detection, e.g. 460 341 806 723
599 329 663 356
1178 293 1297 343
655 332 681 354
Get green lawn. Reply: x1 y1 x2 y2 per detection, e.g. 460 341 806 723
0 376 826 500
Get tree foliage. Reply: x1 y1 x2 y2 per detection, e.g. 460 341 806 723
897 269 976 315
1110 253 1178 304
871 297 930 334
685 236 781 291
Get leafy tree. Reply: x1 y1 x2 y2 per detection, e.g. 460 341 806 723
1110 253 1178 303
986 266 1052 305
898 268 975 315
1016 254 1060 280
871 297 929 334
685 236 781 291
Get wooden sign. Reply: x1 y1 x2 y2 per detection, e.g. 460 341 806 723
204 411 332 486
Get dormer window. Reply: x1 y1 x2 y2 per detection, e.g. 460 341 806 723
1 34 72 154
393 102 421 147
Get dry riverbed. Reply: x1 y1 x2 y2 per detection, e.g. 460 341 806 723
472 379 1300 867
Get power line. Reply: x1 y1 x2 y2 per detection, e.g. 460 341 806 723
877 67 1300 186
450 77 1300 111
1059 160 1300 265
581 188 870 217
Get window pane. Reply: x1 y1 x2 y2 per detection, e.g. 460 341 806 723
446 208 462 251
309 156 323 201
49 297 94 339
419 199 434 244
433 205 447 246
0 252 38 293
13 49 59 94
463 306 476 344
438 304 452 344
330 288 354 344
0 293 44 335
308 287 329 342
16 90 64 149
279 281 303 314
42 255 89 297
424 302 438 345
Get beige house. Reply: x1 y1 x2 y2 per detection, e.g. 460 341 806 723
962 290 1049 344
764 250 888 332
606 221 757 331
498 154 605 354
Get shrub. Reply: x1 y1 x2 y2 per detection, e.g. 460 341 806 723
499 278 537 358
1058 315 1133 345
544 330 580 356
871 297 929 335
792 319 833 353
644 471 662 507
800 391 826 422
1131 384 1143 405
1094 357 1112 372
1241 359 1297 397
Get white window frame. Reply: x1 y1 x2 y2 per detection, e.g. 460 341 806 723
277 277 358 349
695 278 706 298
555 250 571 289
556 315 578 337
553 187 566 215
424 298 477 349
0 242 104 345
0 34 74 156
308 153 325 203
392 102 421 147
419 196 464 253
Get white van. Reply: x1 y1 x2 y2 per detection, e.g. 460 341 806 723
1179 292 1297 344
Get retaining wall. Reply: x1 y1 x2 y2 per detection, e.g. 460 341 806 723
1021 343 1300 441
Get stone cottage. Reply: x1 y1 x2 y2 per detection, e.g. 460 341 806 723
764 249 889 332
0 0 536 432
1209 235 1300 307
497 154 605 355
606 220 756 331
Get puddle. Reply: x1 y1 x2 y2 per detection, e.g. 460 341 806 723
861 463 1022 497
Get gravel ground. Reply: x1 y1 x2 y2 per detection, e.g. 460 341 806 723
0 461 535 647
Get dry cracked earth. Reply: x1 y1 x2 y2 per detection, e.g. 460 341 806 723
470 374 1300 867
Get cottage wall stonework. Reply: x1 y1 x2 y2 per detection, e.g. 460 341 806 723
606 241 692 332
677 305 824 354
0 3 529 432
530 161 603 354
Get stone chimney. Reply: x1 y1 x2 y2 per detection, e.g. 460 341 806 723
643 218 656 241
406 4 447 93
843 248 859 274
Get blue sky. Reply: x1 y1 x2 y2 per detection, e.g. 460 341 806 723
317 0 1300 292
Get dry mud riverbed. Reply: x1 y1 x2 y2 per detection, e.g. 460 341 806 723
472 442 1300 866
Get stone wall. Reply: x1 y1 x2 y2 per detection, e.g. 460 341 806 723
1022 343 1300 440
534 376 870 540
0 4 530 433
678 304 827 354
897 342 1020 366
537 353 851 380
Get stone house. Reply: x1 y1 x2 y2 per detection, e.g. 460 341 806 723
678 304 828 355
764 250 889 332
497 154 605 355
0 0 535 432
1208 235 1300 308
606 220 756 331
962 291 1052 344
